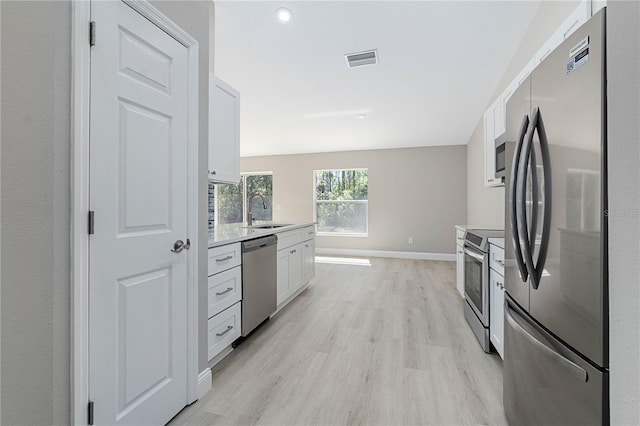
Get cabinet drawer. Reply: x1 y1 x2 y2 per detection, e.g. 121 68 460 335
277 229 304 250
208 242 241 276
208 266 242 319
490 244 505 274
456 228 465 246
303 225 316 241
208 302 241 361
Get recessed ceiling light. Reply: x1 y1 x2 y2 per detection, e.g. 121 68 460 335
275 8 293 23
357 114 366 119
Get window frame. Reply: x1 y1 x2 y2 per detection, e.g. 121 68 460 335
214 171 273 226
313 168 369 237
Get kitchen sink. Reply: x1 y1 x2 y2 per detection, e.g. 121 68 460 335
248 223 293 229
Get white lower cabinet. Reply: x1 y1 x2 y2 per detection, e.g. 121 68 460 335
207 243 242 364
455 227 465 298
456 246 465 298
207 266 241 319
277 243 303 305
302 239 315 283
277 245 299 305
277 226 315 308
207 302 241 361
490 265 505 359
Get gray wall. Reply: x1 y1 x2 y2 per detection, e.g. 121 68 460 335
607 1 640 423
0 1 212 424
241 146 467 254
1 2 72 424
466 0 582 227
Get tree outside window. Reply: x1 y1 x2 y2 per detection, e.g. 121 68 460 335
215 173 273 226
314 169 368 235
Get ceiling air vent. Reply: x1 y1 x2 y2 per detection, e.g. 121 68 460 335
345 49 378 69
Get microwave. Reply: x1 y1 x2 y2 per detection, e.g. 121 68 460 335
495 140 506 182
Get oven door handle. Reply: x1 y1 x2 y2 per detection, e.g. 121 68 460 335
463 245 485 262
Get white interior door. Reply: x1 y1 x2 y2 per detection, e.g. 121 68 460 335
89 2 190 424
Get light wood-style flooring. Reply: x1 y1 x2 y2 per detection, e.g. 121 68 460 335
171 257 506 426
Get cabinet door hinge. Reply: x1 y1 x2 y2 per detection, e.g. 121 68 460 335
89 21 96 46
88 400 94 425
88 211 95 235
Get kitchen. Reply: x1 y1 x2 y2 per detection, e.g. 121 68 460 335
2 3 637 424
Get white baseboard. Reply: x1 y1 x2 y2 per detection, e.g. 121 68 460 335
208 344 234 369
197 368 212 399
316 248 455 262
273 281 311 316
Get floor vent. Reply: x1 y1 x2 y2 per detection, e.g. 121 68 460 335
345 49 378 68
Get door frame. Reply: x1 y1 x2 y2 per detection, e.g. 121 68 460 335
71 1 200 424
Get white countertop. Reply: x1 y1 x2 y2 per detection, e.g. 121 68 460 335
455 225 505 248
208 222 316 248
455 224 504 232
488 237 505 249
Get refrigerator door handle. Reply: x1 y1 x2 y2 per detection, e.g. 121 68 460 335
529 147 539 262
532 108 552 289
509 115 530 282
505 302 588 382
516 112 536 283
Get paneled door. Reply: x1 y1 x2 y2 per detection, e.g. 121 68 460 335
89 2 191 424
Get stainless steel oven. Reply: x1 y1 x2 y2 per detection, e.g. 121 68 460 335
464 242 489 325
463 229 503 352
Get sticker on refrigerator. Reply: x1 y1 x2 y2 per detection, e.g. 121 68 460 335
566 48 589 75
569 35 589 58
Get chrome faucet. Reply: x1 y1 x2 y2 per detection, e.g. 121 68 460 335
247 193 267 226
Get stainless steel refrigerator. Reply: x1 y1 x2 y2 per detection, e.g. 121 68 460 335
501 9 608 425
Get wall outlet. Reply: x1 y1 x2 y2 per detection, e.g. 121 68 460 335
408 237 414 245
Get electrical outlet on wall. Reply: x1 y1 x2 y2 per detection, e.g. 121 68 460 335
408 237 414 244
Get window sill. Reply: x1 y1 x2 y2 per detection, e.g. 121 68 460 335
316 232 368 238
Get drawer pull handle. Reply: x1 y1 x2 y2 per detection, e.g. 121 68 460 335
216 325 233 337
496 259 505 266
215 255 233 262
458 251 463 254
457 237 464 240
215 287 233 296
290 249 297 254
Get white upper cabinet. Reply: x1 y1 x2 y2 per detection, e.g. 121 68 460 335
209 74 240 184
484 99 503 187
484 109 496 187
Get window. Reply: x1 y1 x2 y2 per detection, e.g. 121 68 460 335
314 169 368 236
212 172 273 227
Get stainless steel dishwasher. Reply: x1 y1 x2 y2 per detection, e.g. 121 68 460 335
241 235 277 336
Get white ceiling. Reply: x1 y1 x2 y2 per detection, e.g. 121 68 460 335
214 1 541 157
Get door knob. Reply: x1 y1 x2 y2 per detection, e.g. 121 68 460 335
171 239 191 253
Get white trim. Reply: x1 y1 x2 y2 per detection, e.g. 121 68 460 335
71 1 91 424
72 1 200 423
315 248 456 261
197 369 212 399
273 281 311 315
207 344 234 368
317 232 368 238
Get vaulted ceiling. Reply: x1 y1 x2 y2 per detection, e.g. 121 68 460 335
214 1 541 157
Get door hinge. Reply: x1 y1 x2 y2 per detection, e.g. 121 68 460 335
88 400 94 425
88 211 95 235
89 21 96 46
